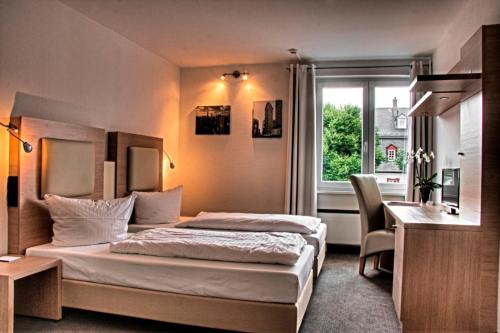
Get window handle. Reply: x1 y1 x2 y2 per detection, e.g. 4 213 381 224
363 142 368 153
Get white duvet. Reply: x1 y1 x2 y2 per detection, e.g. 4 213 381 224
176 212 321 234
110 228 307 265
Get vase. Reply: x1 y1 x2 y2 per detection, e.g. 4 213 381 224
420 187 432 204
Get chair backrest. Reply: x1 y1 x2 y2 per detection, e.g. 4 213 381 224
349 174 386 241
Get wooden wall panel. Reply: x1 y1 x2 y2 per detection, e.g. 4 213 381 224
478 25 500 332
107 132 163 198
445 25 500 331
8 117 105 254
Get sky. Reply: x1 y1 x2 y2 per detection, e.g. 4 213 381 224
322 86 410 109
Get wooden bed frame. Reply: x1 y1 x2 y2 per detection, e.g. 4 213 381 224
8 117 105 254
315 242 326 278
8 118 313 333
63 273 313 333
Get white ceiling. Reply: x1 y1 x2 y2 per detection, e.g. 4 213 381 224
59 0 466 68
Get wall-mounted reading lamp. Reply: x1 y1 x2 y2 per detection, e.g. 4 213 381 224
220 70 249 81
0 122 32 153
163 150 175 169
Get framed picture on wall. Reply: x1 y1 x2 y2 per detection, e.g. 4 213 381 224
195 105 231 135
252 100 282 138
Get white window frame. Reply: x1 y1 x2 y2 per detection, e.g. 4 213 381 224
316 78 409 195
387 148 396 161
396 116 407 129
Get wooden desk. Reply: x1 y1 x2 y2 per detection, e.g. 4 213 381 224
384 201 480 231
0 256 62 333
384 202 481 332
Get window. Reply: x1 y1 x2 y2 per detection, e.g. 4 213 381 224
387 145 396 161
396 115 407 129
316 79 409 194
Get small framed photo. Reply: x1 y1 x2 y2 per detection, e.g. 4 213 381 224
195 105 230 135
252 100 282 138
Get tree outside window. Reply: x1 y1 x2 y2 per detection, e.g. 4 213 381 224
322 103 362 182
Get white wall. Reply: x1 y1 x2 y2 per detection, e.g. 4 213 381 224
433 0 500 74
0 0 180 254
433 105 461 202
432 0 500 202
178 64 289 216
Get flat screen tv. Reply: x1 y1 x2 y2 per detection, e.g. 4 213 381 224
441 168 460 208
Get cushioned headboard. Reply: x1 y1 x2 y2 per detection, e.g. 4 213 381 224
127 146 159 191
107 132 163 198
41 138 95 197
8 117 105 254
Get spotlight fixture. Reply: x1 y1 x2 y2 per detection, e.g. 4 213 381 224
0 122 32 153
220 70 249 81
163 150 175 169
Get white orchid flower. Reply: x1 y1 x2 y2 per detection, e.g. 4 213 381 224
416 147 423 154
423 153 428 159
417 157 422 164
429 151 435 159
425 156 431 163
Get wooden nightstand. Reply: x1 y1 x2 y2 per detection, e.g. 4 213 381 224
0 256 62 333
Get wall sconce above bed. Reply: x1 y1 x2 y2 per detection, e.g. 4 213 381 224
220 70 249 81
1 121 32 153
163 150 175 169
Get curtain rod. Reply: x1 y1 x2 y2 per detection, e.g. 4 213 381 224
286 64 425 71
313 64 412 70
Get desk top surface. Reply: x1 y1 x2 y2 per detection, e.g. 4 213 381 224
383 201 481 231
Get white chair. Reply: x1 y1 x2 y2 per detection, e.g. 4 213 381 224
350 174 395 275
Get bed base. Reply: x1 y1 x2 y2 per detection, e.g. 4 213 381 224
313 242 327 279
62 271 313 333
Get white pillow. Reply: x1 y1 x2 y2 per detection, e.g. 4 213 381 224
44 194 136 247
133 186 182 224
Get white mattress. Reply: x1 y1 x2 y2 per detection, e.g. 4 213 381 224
26 242 314 304
306 223 327 256
128 221 327 256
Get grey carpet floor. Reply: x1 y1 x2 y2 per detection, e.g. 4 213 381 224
15 253 401 333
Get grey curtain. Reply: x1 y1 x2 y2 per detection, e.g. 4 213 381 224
405 60 433 201
285 64 317 216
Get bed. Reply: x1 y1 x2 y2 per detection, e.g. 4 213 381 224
8 118 313 333
108 131 327 278
26 241 314 332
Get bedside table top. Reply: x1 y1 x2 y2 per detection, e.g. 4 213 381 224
0 256 60 280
